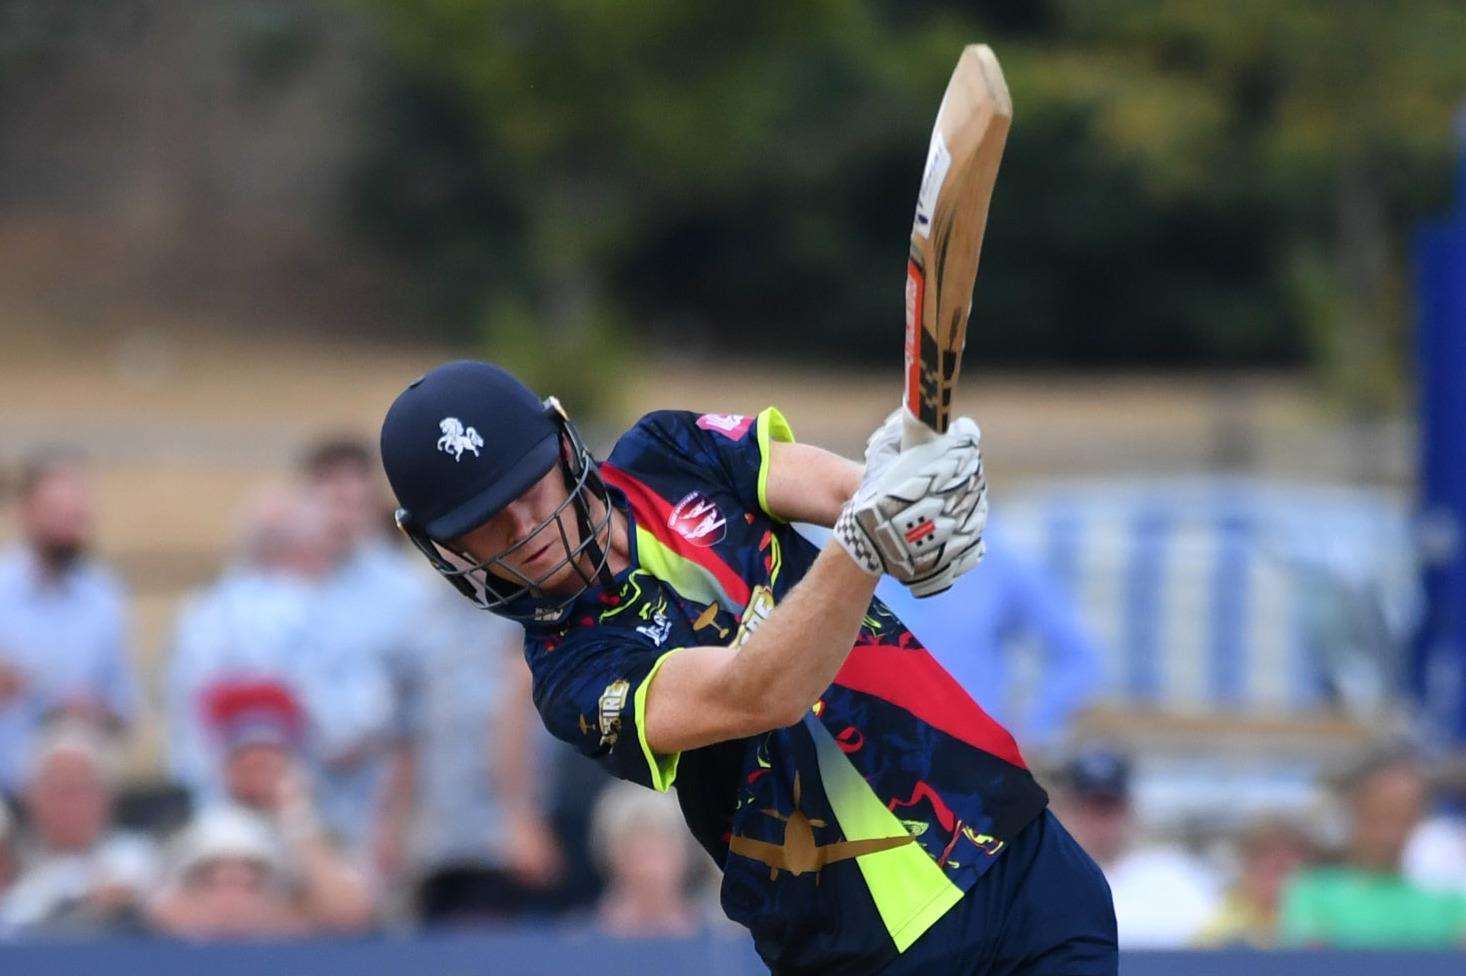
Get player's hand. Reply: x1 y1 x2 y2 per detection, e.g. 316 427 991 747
862 408 905 485
834 416 987 597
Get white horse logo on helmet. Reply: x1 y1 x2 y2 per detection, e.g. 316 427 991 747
436 417 484 461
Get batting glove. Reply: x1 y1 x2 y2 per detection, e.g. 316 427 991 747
834 416 988 597
862 408 905 484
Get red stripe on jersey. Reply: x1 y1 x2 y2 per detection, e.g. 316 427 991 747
833 641 1027 770
600 463 752 608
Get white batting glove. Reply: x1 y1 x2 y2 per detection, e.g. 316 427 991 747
834 417 988 597
862 408 905 484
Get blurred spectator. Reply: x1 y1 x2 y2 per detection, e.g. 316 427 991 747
0 721 156 937
543 746 617 916
1281 750 1466 948
0 450 138 795
0 802 15 898
1052 747 1220 948
166 484 326 799
149 806 303 940
167 468 420 875
299 437 397 559
1197 818 1313 948
1403 758 1466 895
873 525 1102 748
405 586 562 924
297 437 429 876
198 678 374 932
589 782 707 938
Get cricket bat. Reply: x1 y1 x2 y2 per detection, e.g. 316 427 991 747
903 44 1012 449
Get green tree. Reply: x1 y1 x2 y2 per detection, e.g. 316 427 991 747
346 0 1466 416
1042 0 1466 410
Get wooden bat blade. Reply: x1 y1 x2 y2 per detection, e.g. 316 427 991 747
903 44 1012 448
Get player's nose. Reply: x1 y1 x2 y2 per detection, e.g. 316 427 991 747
503 500 540 548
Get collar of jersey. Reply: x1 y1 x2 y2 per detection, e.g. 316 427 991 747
566 483 640 616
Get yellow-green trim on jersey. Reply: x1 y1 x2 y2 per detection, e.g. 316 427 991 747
755 406 796 521
633 646 686 792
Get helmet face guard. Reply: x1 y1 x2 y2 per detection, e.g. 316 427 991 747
396 399 615 624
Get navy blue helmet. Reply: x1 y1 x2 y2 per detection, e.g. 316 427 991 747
379 360 614 623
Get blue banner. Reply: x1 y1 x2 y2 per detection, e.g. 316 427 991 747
0 935 1462 976
1416 117 1466 742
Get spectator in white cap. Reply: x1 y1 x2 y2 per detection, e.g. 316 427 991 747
0 720 156 937
1404 756 1466 897
149 805 301 940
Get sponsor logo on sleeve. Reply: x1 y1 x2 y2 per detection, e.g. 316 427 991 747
733 584 775 647
696 413 753 440
597 679 631 749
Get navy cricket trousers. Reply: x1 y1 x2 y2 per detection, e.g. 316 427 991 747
879 809 1118 975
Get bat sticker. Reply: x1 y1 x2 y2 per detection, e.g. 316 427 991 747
913 132 952 239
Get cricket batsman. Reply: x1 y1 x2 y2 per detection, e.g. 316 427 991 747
379 359 1116 974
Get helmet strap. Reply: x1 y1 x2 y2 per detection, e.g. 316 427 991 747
557 432 617 591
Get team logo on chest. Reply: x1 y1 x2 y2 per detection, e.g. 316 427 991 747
668 491 727 546
436 417 484 461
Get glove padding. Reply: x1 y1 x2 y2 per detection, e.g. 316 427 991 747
862 407 905 484
835 416 988 597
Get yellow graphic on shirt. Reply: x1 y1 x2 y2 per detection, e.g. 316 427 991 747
960 826 1006 857
728 774 915 881
691 601 729 639
734 584 776 647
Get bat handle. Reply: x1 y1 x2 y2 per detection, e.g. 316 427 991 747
901 407 937 450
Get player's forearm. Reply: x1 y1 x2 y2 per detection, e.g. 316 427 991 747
722 541 877 726
643 541 877 753
764 441 862 527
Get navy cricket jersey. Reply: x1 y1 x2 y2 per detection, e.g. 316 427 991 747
524 408 1048 974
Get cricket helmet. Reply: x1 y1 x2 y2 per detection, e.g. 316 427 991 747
380 360 614 623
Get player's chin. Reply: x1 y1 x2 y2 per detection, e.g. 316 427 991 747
525 551 589 595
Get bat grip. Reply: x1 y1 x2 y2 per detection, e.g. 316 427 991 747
901 407 937 451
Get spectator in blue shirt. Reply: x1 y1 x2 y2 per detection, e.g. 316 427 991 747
403 583 563 924
166 484 325 801
297 438 429 878
874 524 1102 749
0 451 137 796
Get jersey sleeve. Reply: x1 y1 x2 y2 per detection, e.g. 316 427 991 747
629 407 795 520
527 627 685 792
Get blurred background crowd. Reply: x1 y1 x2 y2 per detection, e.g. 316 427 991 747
2 0 1466 960
1 441 1465 950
